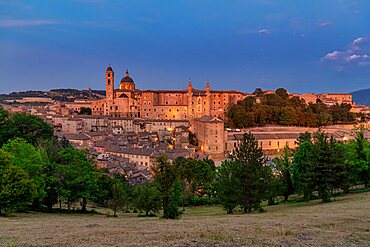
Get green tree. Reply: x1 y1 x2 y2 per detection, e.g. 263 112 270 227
215 160 242 214
109 179 132 217
166 181 183 219
275 88 289 100
310 132 347 202
0 113 53 147
151 156 178 219
37 138 64 211
235 133 272 213
345 131 370 188
291 140 314 201
274 146 294 201
175 157 216 204
253 88 264 97
0 107 10 127
58 148 98 212
134 182 161 216
79 107 92 115
2 138 45 207
0 149 35 215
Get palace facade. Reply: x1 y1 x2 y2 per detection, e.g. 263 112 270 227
91 66 248 120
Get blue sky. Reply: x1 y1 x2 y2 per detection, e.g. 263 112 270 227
0 0 370 94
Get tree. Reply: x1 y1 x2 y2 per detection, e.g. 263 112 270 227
0 113 53 147
166 181 183 219
151 156 178 219
2 138 45 207
310 132 347 202
0 107 10 127
291 139 314 201
109 179 131 217
235 133 272 213
215 160 242 214
274 146 294 201
79 107 92 115
275 88 289 100
0 149 35 215
58 148 98 212
292 131 348 202
134 182 161 216
345 131 370 188
253 88 264 97
37 138 64 211
175 157 216 204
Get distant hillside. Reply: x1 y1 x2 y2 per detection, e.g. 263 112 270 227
352 88 370 106
0 88 106 103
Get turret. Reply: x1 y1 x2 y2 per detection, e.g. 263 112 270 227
187 79 193 93
187 79 193 120
206 81 210 94
205 81 211 116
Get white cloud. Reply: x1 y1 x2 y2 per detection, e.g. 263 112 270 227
0 19 59 28
317 20 332 29
353 37 366 44
258 28 270 35
321 36 370 67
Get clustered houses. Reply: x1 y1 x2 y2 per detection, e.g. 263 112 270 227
3 66 370 184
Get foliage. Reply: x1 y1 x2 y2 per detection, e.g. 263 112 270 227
58 148 99 212
215 160 242 214
292 131 348 202
174 157 216 205
227 89 354 128
166 181 183 219
134 182 161 216
0 113 53 147
0 149 36 215
236 133 272 212
274 146 294 201
188 131 198 146
108 179 132 217
344 131 370 188
151 156 179 219
2 138 45 207
216 133 273 214
79 107 92 115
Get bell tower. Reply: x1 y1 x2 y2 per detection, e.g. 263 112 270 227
106 66 114 101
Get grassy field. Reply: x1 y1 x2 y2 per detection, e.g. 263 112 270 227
1 192 370 247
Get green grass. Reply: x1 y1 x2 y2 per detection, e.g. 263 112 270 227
1 192 370 246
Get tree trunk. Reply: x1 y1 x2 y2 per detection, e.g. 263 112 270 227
163 195 169 218
47 203 53 212
284 194 289 202
227 207 233 214
82 197 87 213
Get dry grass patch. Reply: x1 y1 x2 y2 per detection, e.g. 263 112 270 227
1 192 370 246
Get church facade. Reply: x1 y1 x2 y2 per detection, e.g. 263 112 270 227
91 66 248 120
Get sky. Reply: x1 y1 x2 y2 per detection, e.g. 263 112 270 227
0 0 370 94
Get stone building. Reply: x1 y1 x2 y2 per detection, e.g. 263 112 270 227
191 116 225 161
90 66 247 120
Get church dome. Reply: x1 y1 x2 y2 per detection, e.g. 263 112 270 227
119 70 135 90
120 70 134 83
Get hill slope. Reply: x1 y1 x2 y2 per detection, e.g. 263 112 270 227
352 88 370 106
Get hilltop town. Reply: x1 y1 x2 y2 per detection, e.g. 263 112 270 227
1 66 370 186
